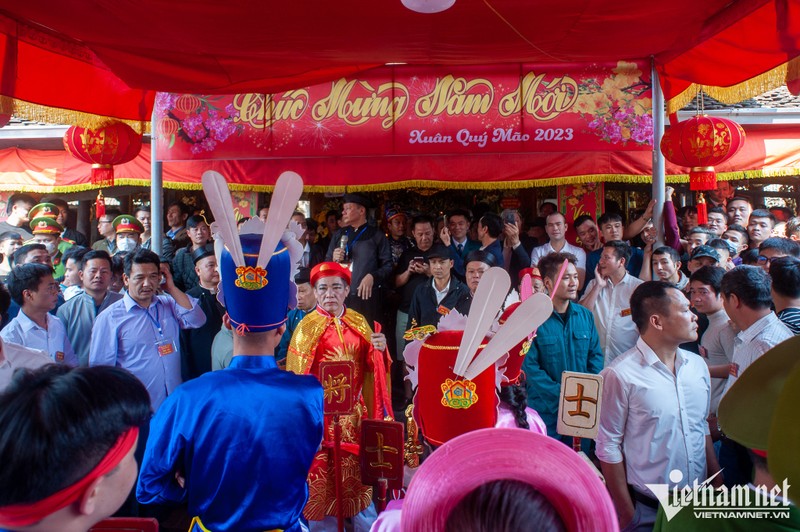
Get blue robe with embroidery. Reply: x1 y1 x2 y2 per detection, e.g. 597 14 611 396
137 355 324 532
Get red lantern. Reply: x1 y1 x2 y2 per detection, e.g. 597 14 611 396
660 115 746 191
63 121 142 187
660 114 746 224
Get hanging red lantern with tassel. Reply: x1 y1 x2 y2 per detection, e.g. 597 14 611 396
63 121 142 187
660 114 746 223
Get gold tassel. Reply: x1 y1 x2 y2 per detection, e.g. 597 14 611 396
6 97 149 134
666 61 790 114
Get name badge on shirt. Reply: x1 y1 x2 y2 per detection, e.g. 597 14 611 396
620 308 632 317
437 305 451 316
55 351 64 362
156 338 177 356
729 362 739 378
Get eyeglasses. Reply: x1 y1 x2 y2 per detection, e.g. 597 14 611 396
756 255 777 265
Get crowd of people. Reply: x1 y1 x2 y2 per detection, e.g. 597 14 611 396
0 179 798 532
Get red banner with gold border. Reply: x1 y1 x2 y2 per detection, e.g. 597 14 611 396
559 183 605 243
155 61 653 161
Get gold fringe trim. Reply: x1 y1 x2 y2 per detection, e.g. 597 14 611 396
6 97 149 134
666 61 791 114
1 168 796 194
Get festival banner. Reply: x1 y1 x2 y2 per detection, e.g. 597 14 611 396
155 61 653 161
558 182 604 241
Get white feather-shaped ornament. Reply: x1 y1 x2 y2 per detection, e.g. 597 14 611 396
452 267 510 376
201 171 245 267
257 171 303 268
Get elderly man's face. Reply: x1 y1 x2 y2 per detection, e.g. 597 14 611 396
314 276 349 314
465 261 490 294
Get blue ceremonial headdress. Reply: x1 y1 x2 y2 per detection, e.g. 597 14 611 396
202 170 304 333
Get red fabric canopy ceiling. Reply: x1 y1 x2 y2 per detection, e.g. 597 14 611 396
0 0 797 123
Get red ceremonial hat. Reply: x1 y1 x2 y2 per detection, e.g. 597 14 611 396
496 302 531 386
518 266 542 280
413 329 498 447
310 261 351 286
401 428 618 532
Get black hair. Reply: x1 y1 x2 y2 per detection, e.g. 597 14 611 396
724 223 749 241
134 205 151 215
708 238 733 255
597 212 623 227
687 226 714 238
111 253 125 276
0 283 10 315
62 245 89 267
445 479 566 532
325 209 341 220
5 193 36 215
603 240 631 265
720 265 772 310
769 256 800 299
479 212 503 238
573 214 594 228
630 281 678 333
80 249 113 271
186 214 208 229
0 365 150 506
678 205 698 217
447 208 473 222
749 209 777 227
689 266 726 295
123 248 160 276
545 211 566 225
539 201 558 212
306 218 319 231
740 248 760 266
100 208 122 221
728 196 753 207
464 249 497 268
759 237 800 258
651 246 680 264
411 214 435 230
0 231 22 243
708 206 728 219
167 200 189 216
12 243 47 266
537 252 577 280
7 262 55 306
43 198 69 210
498 384 530 430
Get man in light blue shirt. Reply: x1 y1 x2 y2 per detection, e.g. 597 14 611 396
1 262 77 367
57 249 123 366
89 249 206 410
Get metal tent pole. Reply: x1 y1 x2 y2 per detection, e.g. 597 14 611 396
151 106 163 256
651 58 666 247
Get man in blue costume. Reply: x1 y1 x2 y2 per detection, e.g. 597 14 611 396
137 174 324 532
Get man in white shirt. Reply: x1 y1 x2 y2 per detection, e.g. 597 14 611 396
530 212 586 286
688 266 735 441
597 281 722 531
1 263 77 367
719 265 792 486
580 241 643 366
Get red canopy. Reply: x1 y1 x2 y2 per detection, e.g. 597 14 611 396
0 0 797 124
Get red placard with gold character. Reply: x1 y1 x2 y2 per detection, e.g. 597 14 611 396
155 61 653 161
558 182 604 242
319 360 355 416
360 419 405 489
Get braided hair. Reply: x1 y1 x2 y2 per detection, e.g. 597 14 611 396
498 381 530 430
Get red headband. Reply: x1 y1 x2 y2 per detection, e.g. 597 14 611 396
0 427 139 527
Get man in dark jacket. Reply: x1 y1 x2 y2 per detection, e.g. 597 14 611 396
326 193 392 325
406 244 470 332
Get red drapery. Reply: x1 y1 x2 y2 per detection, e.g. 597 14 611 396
0 124 795 193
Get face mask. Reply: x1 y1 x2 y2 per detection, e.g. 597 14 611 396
43 241 56 255
117 238 138 253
